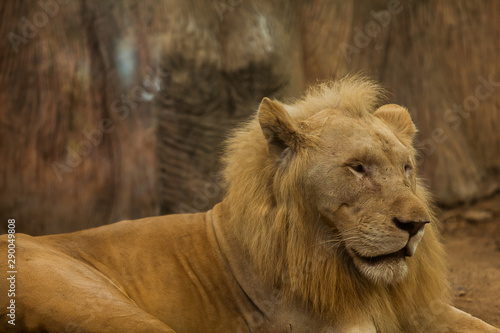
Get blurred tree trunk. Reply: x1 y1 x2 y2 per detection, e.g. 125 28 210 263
0 1 159 234
1 0 499 235
301 0 500 205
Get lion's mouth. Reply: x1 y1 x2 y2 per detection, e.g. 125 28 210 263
352 247 409 265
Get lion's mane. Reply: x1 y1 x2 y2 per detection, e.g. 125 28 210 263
221 77 449 331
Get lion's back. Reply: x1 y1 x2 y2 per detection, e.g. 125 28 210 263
1 210 253 332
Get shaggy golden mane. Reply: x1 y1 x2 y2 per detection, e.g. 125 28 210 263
221 77 449 331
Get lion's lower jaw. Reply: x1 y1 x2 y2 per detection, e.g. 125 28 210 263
353 256 409 285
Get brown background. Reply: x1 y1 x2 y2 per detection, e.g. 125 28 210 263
0 0 499 325
2 1 500 234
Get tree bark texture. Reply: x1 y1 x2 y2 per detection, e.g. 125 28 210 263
1 0 499 234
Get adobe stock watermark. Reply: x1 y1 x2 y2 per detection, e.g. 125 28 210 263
64 288 116 333
51 65 168 182
175 140 265 216
416 73 500 165
6 219 17 326
213 0 242 21
177 171 223 217
7 0 71 54
340 0 409 63
176 146 263 217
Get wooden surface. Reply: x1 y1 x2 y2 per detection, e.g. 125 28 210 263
1 1 499 234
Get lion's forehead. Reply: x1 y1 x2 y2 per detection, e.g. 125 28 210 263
318 116 411 162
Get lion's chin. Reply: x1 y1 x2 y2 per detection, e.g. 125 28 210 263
349 249 409 285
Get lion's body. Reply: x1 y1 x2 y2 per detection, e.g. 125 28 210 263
1 207 336 332
1 77 498 332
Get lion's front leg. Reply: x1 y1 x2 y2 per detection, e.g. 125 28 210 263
439 305 500 333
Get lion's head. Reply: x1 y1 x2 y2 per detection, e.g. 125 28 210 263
302 101 430 285
222 76 448 329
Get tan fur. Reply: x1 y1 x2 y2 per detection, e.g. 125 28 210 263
1 77 498 332
373 104 417 145
221 76 498 331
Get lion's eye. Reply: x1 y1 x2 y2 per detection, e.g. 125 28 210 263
351 164 365 173
404 164 412 173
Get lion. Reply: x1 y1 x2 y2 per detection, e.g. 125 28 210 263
1 77 499 332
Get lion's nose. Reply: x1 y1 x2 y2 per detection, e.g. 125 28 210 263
393 218 429 237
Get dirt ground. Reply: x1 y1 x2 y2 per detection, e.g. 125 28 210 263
441 193 500 327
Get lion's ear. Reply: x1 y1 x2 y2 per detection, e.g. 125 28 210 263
374 104 417 143
258 97 305 155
